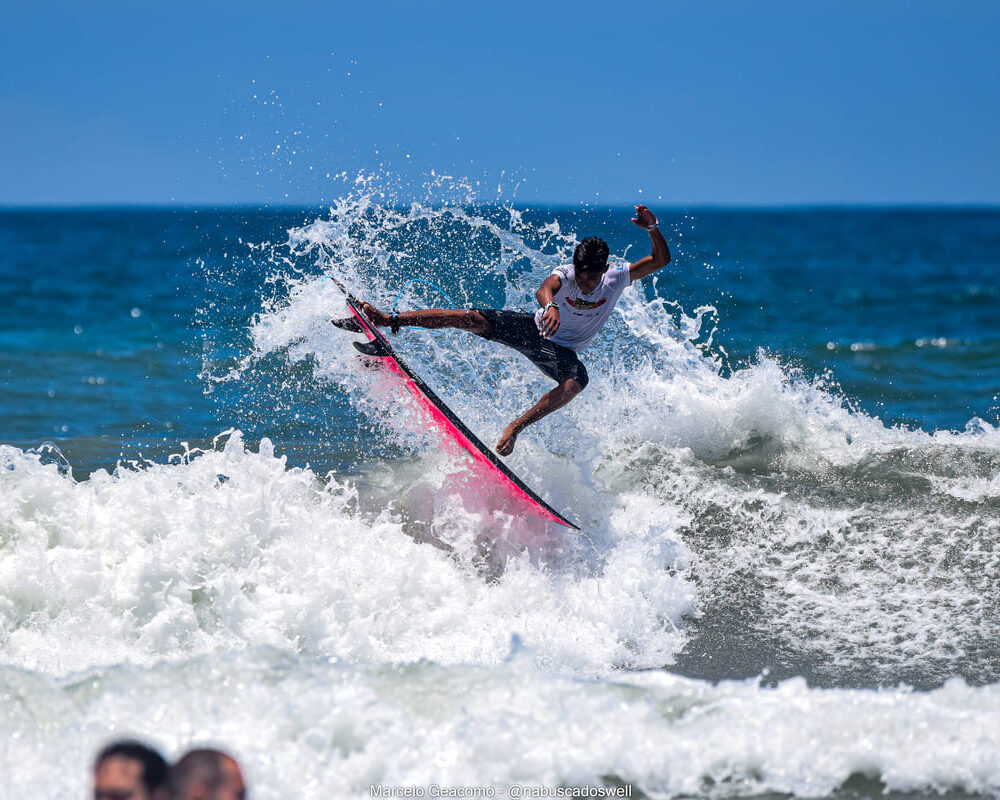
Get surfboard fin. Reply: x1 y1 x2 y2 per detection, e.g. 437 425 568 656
353 339 391 357
331 316 364 333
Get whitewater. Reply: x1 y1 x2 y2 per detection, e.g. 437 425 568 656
1 196 999 798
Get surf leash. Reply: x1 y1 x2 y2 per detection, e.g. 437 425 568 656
391 278 457 314
326 276 457 336
324 275 456 311
322 274 357 303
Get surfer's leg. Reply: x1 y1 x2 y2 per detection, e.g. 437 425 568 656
495 343 588 455
497 377 585 456
361 302 490 335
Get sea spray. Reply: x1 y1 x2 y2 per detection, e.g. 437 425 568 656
225 193 1000 686
4 198 1000 798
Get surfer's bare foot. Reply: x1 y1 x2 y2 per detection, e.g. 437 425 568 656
361 302 390 327
497 423 520 456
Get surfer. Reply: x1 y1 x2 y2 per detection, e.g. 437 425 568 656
361 204 670 455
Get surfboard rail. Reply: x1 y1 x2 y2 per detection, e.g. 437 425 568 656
330 281 579 530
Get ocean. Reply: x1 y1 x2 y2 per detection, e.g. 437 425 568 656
1 196 999 798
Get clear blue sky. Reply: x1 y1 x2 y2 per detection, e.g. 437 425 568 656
2 0 998 206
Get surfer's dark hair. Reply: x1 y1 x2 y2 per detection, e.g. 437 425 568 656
573 237 610 272
94 740 169 793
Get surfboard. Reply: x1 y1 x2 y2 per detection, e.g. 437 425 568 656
331 288 579 531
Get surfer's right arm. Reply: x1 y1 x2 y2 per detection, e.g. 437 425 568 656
536 274 562 338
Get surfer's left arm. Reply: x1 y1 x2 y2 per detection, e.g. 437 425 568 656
628 205 671 282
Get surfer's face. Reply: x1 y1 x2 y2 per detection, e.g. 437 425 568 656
575 265 607 293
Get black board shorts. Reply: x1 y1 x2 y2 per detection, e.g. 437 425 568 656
474 309 589 389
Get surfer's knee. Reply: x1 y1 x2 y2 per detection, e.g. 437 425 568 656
466 310 491 336
555 353 588 391
562 364 588 392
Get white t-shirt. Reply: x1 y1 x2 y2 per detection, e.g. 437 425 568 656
533 263 631 351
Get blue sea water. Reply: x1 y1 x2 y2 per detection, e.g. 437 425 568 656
2 199 1000 797
3 206 997 466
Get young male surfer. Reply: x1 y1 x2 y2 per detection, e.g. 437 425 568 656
361 204 671 456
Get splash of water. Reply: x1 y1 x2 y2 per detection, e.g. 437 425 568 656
228 183 1000 685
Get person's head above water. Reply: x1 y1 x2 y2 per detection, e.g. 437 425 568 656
170 748 246 800
93 740 170 800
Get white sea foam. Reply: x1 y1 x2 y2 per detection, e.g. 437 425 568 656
0 435 693 679
5 195 1000 796
237 198 1000 685
4 651 1000 798
934 472 1000 501
235 199 1000 683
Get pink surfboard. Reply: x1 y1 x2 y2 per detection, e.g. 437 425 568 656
333 291 579 531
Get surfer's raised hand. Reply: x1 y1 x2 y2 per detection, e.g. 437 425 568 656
628 206 671 282
631 204 658 230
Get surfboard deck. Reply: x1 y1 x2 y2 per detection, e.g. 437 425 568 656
330 288 579 531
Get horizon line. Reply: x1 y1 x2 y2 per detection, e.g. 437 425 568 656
3 201 1000 213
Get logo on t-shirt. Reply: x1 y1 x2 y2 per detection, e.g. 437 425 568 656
565 297 607 311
